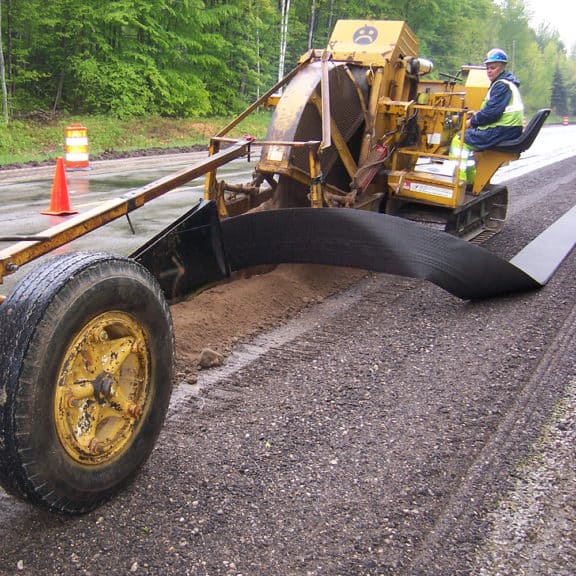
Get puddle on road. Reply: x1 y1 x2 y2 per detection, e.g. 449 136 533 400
1 157 255 294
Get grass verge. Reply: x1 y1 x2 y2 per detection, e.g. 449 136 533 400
0 111 272 166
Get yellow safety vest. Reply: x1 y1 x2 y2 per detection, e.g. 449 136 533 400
478 78 524 130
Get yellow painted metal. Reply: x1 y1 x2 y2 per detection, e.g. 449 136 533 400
327 20 418 68
400 180 463 209
266 94 281 108
230 19 520 226
254 155 350 207
472 149 520 194
359 67 384 164
388 170 464 209
461 65 490 111
53 311 149 465
308 148 324 208
413 100 467 153
419 68 488 114
203 139 221 210
256 139 322 175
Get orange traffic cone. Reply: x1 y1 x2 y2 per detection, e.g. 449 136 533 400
41 157 78 215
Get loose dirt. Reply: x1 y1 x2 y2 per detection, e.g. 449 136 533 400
171 264 367 381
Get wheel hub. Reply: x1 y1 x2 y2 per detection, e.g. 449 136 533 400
92 371 115 402
54 311 150 465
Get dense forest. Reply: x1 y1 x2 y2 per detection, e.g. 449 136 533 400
0 0 574 122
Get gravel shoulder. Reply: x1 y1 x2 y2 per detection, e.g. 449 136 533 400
473 379 576 576
0 158 575 575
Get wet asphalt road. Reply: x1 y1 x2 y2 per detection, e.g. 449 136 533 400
0 152 252 293
1 124 575 292
0 130 575 575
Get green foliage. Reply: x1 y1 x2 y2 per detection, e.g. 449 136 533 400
71 58 153 118
550 66 569 116
1 0 575 119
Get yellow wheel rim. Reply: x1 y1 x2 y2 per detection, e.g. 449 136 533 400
54 311 150 465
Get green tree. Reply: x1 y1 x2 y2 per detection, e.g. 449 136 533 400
0 0 8 123
550 65 568 115
2 0 575 118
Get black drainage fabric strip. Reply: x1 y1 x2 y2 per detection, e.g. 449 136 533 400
510 205 576 285
221 207 575 301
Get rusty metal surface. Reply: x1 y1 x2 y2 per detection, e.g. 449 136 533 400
260 62 368 185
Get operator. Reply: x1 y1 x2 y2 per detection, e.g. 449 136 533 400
451 48 524 184
464 48 524 148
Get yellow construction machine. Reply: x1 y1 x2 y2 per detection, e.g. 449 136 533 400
205 19 549 239
0 20 550 514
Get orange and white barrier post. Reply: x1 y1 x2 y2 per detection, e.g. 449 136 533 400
562 116 569 126
64 123 90 170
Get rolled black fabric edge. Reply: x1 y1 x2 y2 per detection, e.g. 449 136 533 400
221 208 551 301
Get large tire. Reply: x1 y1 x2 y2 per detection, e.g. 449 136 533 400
0 252 174 514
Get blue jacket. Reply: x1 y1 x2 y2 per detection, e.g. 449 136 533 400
464 70 523 150
470 70 522 128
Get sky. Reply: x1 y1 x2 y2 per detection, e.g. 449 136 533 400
525 0 576 50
